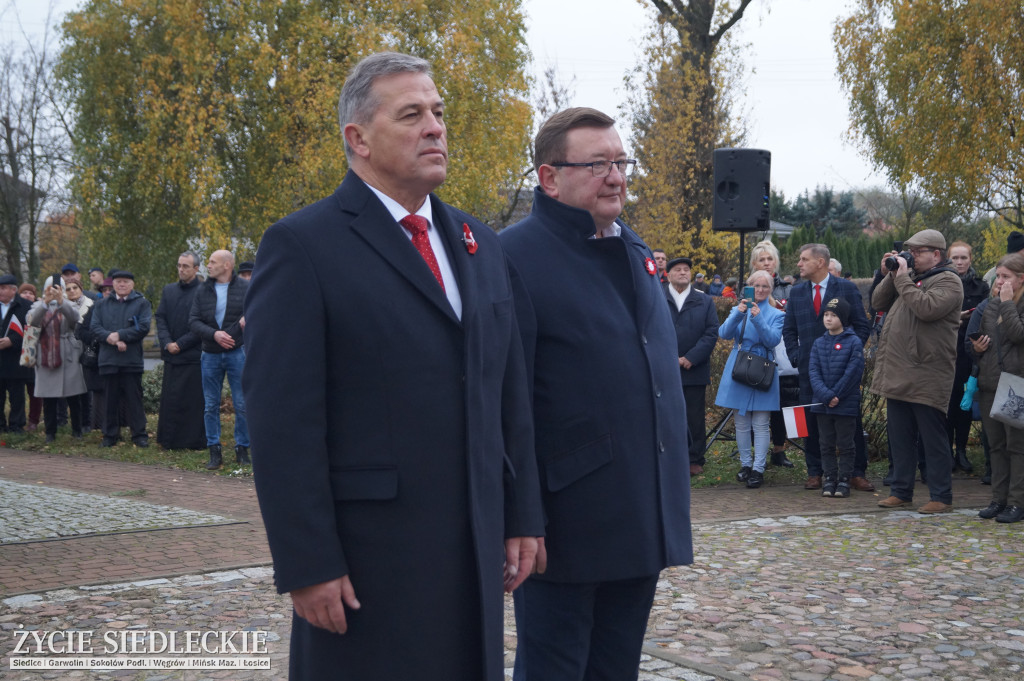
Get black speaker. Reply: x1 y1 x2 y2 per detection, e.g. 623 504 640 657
712 148 771 232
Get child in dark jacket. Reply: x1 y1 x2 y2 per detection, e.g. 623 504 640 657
809 297 866 498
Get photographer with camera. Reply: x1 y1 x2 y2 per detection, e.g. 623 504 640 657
871 229 964 513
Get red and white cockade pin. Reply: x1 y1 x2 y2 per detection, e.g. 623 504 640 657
834 343 842 351
463 223 478 254
644 257 657 276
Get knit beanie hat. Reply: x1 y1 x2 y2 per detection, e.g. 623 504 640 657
823 297 851 327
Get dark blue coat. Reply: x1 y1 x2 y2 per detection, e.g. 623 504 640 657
243 171 544 681
808 328 864 416
782 275 870 400
89 290 151 374
666 287 719 386
500 188 693 584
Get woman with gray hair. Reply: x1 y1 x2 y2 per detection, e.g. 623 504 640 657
27 276 88 441
715 269 785 487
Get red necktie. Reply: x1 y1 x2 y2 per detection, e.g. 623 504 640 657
400 215 445 292
813 284 822 316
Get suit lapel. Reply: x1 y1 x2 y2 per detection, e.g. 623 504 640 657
341 175 460 325
431 198 474 327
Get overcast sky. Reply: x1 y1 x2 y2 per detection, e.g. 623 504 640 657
3 0 885 198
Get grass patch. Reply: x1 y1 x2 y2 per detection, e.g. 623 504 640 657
2 412 251 478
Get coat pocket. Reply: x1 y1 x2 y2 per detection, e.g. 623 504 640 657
330 465 398 501
542 431 613 492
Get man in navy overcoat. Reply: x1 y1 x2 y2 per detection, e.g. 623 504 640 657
782 243 872 491
501 108 693 681
243 52 543 681
665 257 720 475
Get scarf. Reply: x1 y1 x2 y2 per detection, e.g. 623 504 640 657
39 308 62 369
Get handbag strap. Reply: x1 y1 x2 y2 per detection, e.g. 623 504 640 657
733 306 775 359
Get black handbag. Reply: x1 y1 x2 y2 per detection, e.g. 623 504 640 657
730 311 777 392
80 341 99 368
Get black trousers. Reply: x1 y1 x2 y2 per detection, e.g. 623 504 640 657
0 377 26 431
102 371 146 440
513 574 659 681
817 413 856 479
43 395 84 436
800 384 868 478
683 384 707 466
887 398 953 504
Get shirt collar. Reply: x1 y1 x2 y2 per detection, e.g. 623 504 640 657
365 183 434 229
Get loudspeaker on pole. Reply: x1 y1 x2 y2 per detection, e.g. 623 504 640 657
712 148 771 232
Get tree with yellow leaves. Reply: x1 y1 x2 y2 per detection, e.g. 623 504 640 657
57 0 532 298
835 0 1024 228
624 1 754 276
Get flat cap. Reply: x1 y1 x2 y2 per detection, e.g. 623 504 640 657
904 229 946 251
666 257 692 272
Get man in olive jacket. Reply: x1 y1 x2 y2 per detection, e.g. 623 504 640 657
871 229 963 513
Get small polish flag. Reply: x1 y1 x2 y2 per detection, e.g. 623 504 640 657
783 404 820 439
6 315 24 338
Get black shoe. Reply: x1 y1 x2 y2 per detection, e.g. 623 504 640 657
746 469 764 489
45 433 56 443
206 444 223 470
978 501 1006 519
736 466 752 482
133 437 149 448
883 467 894 487
100 437 118 447
834 477 851 498
235 445 251 465
822 475 837 497
771 450 795 468
954 450 974 473
982 467 992 485
71 430 83 439
996 505 1024 523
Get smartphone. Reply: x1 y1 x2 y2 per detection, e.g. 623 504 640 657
968 331 982 341
742 285 755 300
50 273 63 288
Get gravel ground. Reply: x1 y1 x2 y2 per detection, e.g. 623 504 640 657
4 509 1021 680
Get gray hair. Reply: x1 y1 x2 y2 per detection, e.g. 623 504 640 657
180 250 200 268
338 52 432 158
829 258 842 274
800 243 831 263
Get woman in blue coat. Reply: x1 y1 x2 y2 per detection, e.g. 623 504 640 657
715 269 785 487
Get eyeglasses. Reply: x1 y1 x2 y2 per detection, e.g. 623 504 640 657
908 247 934 256
550 159 637 177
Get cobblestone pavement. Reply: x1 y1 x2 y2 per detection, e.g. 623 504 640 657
2 447 1020 680
0 480 234 542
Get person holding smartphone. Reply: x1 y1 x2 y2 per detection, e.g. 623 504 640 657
26 275 88 441
715 269 785 488
946 241 989 474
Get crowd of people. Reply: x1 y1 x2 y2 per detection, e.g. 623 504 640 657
0 256 255 470
657 229 1024 523
3 48 1020 681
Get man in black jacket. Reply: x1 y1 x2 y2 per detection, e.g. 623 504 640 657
190 249 249 469
90 270 152 447
666 257 720 475
155 251 205 450
0 274 33 432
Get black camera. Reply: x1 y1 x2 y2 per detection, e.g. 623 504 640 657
884 241 913 271
884 251 914 272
